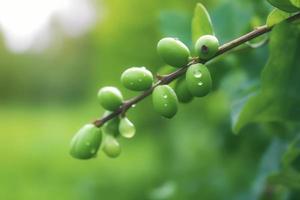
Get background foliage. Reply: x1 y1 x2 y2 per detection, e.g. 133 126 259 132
0 0 299 199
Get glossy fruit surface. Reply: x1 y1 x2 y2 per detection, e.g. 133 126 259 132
70 124 102 160
97 86 123 111
157 37 190 68
175 77 194 103
152 85 178 118
186 63 212 97
119 117 136 138
102 135 121 158
121 67 153 91
102 116 120 137
195 35 219 60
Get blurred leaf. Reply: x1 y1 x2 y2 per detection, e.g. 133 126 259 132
232 22 300 134
282 135 300 170
191 3 214 45
268 168 300 189
290 0 300 7
266 9 291 27
267 0 300 12
159 11 192 47
211 1 252 44
247 138 287 200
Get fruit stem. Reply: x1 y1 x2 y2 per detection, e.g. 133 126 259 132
93 12 300 127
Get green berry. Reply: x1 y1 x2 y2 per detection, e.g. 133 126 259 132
102 115 120 137
186 63 212 97
97 86 123 111
121 67 153 91
157 37 190 68
119 117 136 138
70 124 102 160
102 135 121 158
152 85 178 118
195 35 219 60
175 77 193 103
157 65 177 76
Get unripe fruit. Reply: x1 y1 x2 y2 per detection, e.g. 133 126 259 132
175 77 194 103
152 85 178 118
157 65 176 76
195 35 219 60
121 67 153 91
119 117 136 138
186 63 212 97
157 37 190 68
102 116 120 137
97 86 123 111
102 135 121 158
70 124 102 160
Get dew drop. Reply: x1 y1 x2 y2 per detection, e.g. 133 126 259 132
193 70 202 78
198 82 203 86
119 118 136 139
131 104 136 108
163 94 168 99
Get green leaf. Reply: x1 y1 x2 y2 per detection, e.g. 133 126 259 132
268 168 300 189
232 22 300 134
266 9 291 27
282 136 300 169
191 3 214 45
290 0 300 8
267 0 300 12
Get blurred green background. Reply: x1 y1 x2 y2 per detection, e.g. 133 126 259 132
0 0 294 199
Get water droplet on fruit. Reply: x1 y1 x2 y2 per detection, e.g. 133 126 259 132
193 70 202 78
163 94 168 99
198 82 203 86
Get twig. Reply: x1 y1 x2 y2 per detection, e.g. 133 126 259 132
93 12 300 127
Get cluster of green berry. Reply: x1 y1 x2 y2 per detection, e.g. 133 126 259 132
70 34 219 160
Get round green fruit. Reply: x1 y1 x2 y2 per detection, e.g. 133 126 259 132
97 86 123 111
157 37 190 68
195 35 219 60
152 85 178 118
119 117 136 138
102 115 120 137
175 77 193 103
102 135 121 158
121 67 153 91
70 124 102 160
267 0 299 12
186 63 212 97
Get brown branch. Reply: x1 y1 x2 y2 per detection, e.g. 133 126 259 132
93 12 300 127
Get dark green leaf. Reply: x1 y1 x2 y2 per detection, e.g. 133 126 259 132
267 0 300 12
232 22 300 134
